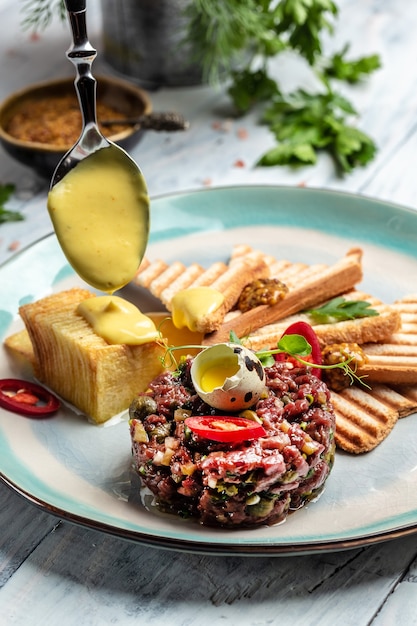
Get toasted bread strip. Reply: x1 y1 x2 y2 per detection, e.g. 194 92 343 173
135 253 270 334
4 328 36 369
158 263 205 307
333 382 417 453
135 258 170 289
147 261 189 298
355 295 417 384
331 385 400 453
391 384 417 416
230 244 331 286
191 261 229 286
186 255 270 334
241 290 401 351
203 248 363 345
231 245 323 285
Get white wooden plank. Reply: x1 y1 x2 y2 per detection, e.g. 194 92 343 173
0 483 59 588
0 519 416 625
373 551 417 625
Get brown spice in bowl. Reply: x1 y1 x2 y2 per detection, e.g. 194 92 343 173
5 94 130 147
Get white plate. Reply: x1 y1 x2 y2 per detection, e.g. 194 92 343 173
1 185 417 556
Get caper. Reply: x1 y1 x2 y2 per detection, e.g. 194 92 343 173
148 422 172 443
129 395 158 421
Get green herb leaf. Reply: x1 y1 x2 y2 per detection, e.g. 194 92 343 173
229 330 242 344
257 86 377 173
257 353 275 367
273 0 338 65
0 184 23 224
323 45 382 83
257 142 317 167
277 334 312 357
20 0 66 32
306 297 379 324
228 69 280 113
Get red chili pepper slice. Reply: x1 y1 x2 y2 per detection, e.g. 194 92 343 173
185 415 266 442
275 321 322 379
0 378 60 417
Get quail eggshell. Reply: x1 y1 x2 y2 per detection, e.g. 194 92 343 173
190 343 266 411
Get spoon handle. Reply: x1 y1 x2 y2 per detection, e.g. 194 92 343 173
64 0 98 132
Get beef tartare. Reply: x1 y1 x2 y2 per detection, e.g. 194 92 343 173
129 357 336 528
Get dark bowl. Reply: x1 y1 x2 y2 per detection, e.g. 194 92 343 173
0 75 152 179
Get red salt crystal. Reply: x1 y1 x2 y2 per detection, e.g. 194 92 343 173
8 240 20 252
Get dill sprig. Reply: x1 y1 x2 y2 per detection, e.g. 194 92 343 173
20 0 66 32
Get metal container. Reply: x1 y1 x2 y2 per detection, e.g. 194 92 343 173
100 0 203 88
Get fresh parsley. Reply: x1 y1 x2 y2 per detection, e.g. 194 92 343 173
322 44 382 84
257 87 377 173
306 296 379 324
0 184 23 224
184 0 381 175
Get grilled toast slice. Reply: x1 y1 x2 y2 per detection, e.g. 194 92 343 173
203 248 364 344
241 290 401 351
16 289 165 423
356 295 417 384
332 383 417 453
134 253 270 334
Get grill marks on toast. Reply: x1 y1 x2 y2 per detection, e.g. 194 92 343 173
329 294 417 452
357 295 417 384
331 386 399 453
332 384 417 453
242 289 401 352
135 253 270 333
133 246 417 454
203 247 363 344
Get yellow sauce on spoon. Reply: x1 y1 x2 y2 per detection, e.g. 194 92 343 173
47 146 149 293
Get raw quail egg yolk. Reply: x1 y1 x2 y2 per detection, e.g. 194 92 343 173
200 361 240 392
190 343 266 411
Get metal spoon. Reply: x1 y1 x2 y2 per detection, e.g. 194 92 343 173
48 0 149 293
101 112 190 132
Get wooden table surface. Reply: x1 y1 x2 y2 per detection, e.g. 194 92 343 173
1 1 417 624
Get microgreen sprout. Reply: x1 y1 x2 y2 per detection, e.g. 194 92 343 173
157 321 369 389
253 334 370 389
160 343 204 370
